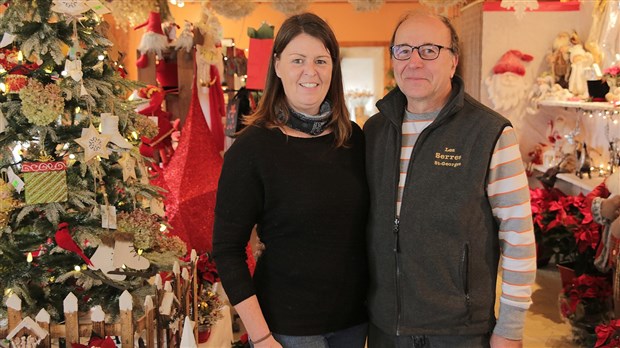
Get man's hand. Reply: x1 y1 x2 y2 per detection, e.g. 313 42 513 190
490 334 522 348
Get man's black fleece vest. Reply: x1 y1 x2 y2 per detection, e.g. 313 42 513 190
365 84 512 336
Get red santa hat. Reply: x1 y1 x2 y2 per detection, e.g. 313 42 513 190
135 12 165 35
492 49 534 76
134 12 168 69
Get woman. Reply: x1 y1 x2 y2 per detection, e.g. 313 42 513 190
212 13 368 348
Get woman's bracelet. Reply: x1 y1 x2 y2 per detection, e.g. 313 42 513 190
251 331 272 344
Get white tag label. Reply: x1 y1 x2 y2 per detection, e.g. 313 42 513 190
8 167 24 193
86 1 110 15
101 204 117 229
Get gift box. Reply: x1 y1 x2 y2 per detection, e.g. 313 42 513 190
22 161 68 204
245 38 273 90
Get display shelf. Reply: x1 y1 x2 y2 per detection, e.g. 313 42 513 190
538 99 620 112
532 164 604 193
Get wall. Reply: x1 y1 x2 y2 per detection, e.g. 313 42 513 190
109 2 424 81
458 1 598 160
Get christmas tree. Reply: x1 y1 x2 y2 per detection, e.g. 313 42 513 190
0 0 185 320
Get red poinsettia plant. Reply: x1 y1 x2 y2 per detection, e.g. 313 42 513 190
595 319 620 347
530 187 601 272
559 273 614 346
180 251 220 285
532 187 615 344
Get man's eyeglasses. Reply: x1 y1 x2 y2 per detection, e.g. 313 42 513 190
390 44 453 61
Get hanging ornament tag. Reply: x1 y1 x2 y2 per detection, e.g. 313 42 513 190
0 109 7 133
5 167 24 193
0 33 15 48
150 198 165 217
80 82 89 96
64 58 83 82
101 204 117 229
86 1 110 15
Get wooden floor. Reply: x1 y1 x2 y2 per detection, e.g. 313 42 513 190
512 264 578 348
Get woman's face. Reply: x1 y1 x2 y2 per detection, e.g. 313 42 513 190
275 33 333 115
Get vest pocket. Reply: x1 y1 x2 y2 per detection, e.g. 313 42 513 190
460 242 472 324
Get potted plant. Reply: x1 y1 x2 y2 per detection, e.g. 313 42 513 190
196 284 224 343
184 252 224 343
530 187 602 274
559 273 614 346
594 319 620 347
531 187 614 344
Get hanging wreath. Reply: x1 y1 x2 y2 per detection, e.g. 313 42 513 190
272 0 311 15
209 0 256 20
348 0 385 12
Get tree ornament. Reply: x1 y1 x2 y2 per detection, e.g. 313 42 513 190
118 152 137 181
22 161 68 204
0 181 18 229
19 79 65 126
74 124 111 162
112 239 150 270
0 109 7 133
3 167 24 193
100 113 132 149
55 222 93 266
64 57 83 82
89 242 126 281
0 33 15 48
51 0 90 17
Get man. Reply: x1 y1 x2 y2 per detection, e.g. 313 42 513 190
364 11 536 348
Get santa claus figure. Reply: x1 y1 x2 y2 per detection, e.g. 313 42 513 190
485 49 533 112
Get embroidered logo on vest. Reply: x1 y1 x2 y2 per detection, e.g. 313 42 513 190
434 147 462 168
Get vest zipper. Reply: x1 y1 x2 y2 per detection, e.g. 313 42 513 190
393 217 402 335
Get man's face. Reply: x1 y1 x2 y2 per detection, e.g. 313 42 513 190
392 15 458 113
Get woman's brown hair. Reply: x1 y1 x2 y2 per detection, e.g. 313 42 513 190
242 13 351 147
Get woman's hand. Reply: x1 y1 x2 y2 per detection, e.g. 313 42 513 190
601 195 620 221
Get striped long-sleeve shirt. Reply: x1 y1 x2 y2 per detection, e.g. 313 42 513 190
398 118 536 338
